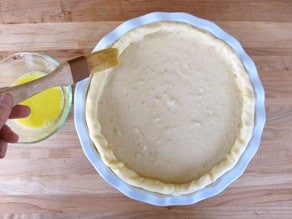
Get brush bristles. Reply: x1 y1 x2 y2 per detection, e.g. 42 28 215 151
85 48 119 73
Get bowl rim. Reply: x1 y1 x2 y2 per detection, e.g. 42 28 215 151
74 12 266 206
0 51 73 144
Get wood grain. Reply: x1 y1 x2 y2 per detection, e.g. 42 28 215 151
0 0 291 218
0 0 292 23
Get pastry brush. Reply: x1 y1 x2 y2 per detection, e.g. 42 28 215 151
0 48 119 106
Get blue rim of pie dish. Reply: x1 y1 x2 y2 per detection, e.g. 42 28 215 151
74 12 266 206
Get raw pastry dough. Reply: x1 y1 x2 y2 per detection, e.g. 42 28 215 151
86 22 255 195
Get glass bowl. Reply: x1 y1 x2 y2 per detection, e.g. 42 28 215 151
0 52 72 143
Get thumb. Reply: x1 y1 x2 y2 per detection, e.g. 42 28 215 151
0 93 13 128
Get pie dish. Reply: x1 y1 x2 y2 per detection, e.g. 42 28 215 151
75 12 265 205
86 21 255 195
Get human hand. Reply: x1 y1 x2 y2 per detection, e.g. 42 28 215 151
0 93 30 158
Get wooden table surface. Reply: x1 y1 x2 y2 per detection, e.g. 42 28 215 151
0 0 291 218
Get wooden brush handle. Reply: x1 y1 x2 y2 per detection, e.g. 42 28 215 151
0 63 73 106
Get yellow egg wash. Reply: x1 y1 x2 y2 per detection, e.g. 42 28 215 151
13 71 64 128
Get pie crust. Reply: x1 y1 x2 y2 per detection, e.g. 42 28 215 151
86 22 255 195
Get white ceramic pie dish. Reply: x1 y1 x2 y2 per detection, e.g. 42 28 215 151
74 12 265 206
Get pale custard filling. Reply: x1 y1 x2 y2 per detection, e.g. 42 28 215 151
86 22 255 195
